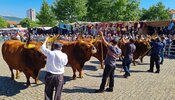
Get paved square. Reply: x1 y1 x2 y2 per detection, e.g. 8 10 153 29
0 42 175 100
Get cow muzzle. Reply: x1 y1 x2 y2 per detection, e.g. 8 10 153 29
91 46 97 54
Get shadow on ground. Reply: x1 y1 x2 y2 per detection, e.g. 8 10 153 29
83 65 98 71
63 86 96 93
0 76 27 96
38 70 72 85
90 61 100 64
130 70 148 73
85 73 125 79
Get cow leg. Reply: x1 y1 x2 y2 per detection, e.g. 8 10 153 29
100 62 104 69
133 60 136 66
9 67 14 80
77 66 83 78
140 57 143 63
78 69 83 79
24 72 31 86
15 70 20 79
35 78 39 84
71 67 76 80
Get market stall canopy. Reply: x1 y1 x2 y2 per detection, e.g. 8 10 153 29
144 21 170 27
36 27 52 30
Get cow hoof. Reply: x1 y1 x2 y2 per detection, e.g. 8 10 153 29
35 79 39 84
11 75 14 80
26 84 31 87
35 81 38 84
11 77 14 80
26 82 31 86
16 76 20 79
72 76 76 80
27 85 31 87
78 76 83 79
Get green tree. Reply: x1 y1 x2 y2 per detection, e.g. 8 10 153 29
19 18 40 28
123 0 141 21
37 0 56 26
140 2 170 21
19 18 32 28
51 0 87 22
86 0 141 21
30 21 40 28
0 17 8 28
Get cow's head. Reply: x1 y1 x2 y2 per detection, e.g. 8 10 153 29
76 40 97 60
78 40 97 54
135 40 151 52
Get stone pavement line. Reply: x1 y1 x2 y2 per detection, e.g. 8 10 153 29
0 42 175 100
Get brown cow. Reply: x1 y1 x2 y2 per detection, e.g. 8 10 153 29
132 39 151 65
119 39 151 66
52 39 97 79
2 40 46 86
92 38 151 66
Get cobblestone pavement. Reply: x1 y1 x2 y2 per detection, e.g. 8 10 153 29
0 42 175 100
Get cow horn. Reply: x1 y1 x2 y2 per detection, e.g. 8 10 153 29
48 34 60 42
24 32 36 49
26 32 31 47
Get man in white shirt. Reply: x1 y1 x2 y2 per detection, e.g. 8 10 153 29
40 36 68 100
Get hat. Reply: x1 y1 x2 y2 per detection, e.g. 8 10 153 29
53 42 63 50
111 38 119 45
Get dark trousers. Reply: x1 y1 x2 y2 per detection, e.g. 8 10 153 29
160 51 164 64
122 58 132 75
45 72 64 100
100 65 115 90
150 55 160 72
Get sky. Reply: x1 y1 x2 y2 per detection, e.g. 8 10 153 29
0 0 175 18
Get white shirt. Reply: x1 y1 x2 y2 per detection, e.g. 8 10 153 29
16 35 21 40
40 43 68 74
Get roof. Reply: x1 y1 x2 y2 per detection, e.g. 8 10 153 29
170 10 175 14
6 20 19 25
144 21 170 27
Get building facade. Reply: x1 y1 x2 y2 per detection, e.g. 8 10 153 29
170 9 175 20
26 9 36 21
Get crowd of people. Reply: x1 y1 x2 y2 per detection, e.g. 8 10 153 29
1 22 175 99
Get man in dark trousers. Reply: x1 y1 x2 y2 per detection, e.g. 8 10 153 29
41 36 68 100
122 38 136 78
95 31 121 93
148 37 163 73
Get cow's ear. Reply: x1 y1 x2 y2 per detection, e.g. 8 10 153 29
24 44 36 49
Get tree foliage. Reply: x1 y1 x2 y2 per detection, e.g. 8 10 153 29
36 0 56 26
86 0 141 21
19 18 32 28
0 17 9 28
140 2 170 21
86 0 111 21
51 0 87 22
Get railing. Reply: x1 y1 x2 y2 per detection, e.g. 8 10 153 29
166 43 175 57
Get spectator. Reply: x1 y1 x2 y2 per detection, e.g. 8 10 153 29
41 37 68 100
122 38 136 78
95 31 121 93
148 37 163 73
160 36 166 64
